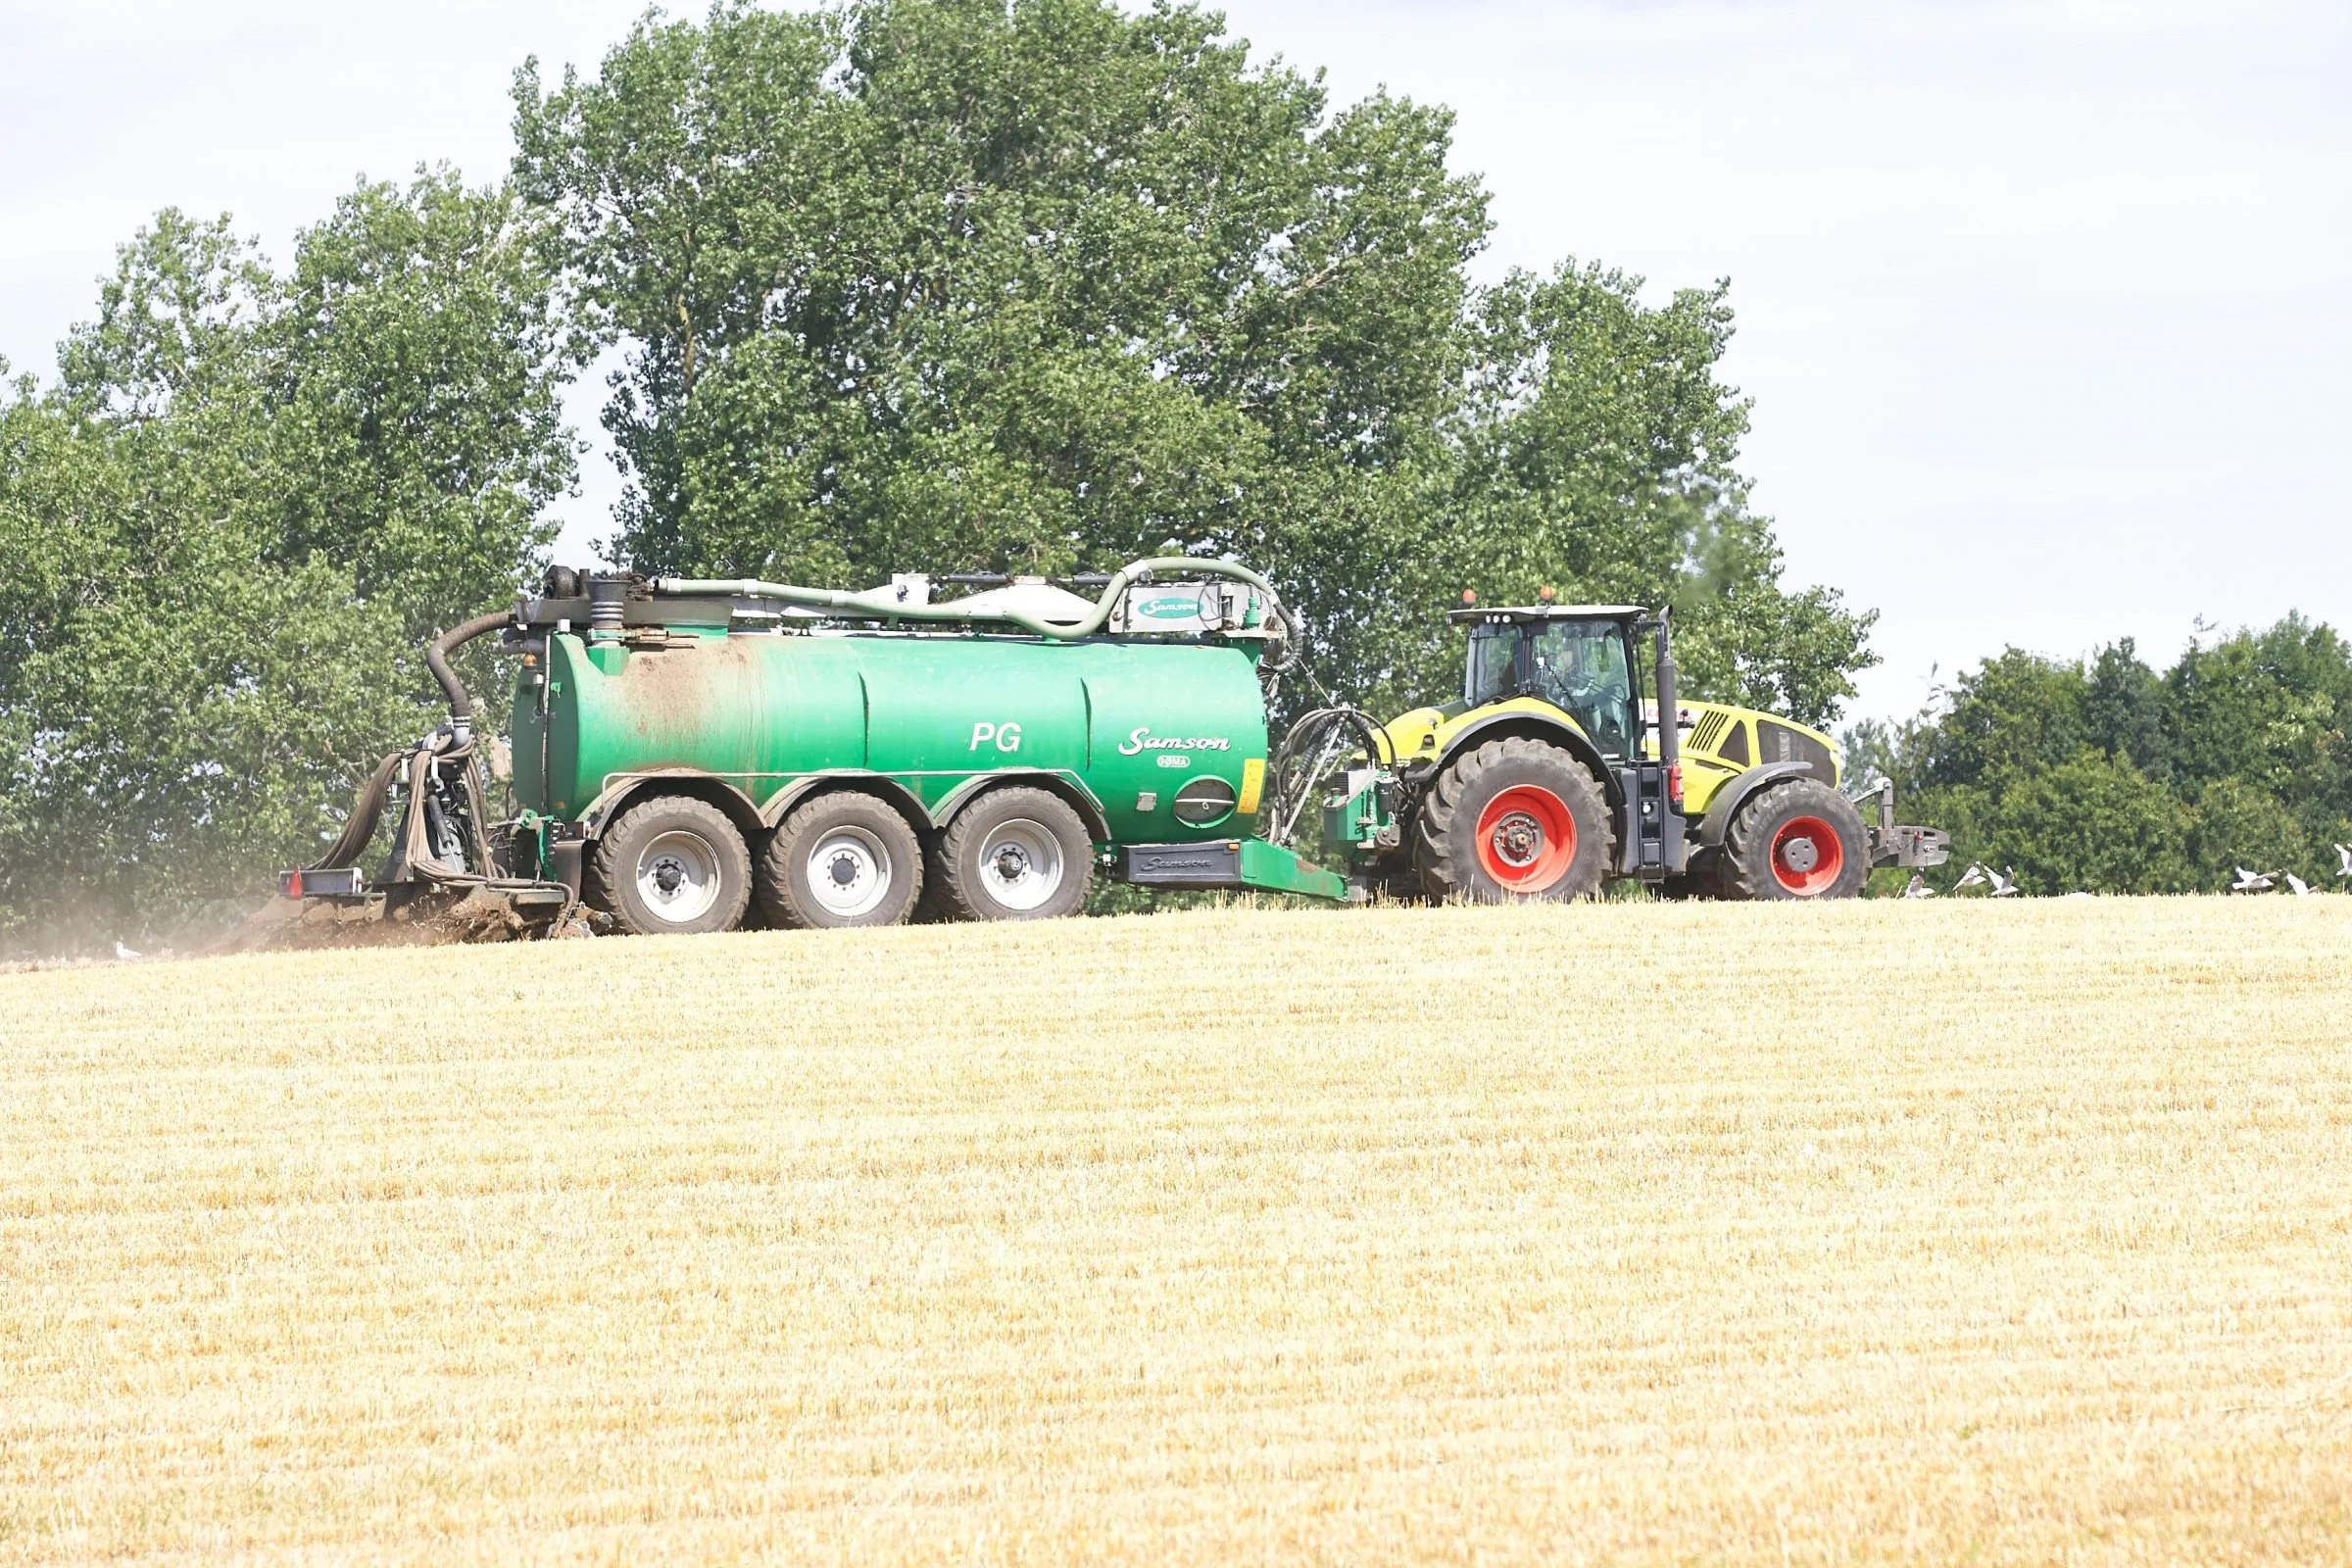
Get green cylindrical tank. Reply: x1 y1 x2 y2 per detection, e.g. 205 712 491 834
510 628 1270 843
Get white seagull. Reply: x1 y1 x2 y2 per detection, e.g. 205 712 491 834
2230 866 2276 894
114 940 141 960
2335 843 2352 879
2286 872 2312 897
1902 873 1936 899
1988 866 2021 898
1954 863 1988 892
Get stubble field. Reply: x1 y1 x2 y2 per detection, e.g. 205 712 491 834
4 897 2350 1564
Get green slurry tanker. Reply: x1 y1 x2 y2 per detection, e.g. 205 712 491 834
278 555 1946 938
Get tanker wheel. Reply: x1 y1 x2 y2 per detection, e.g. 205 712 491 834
590 795 753 936
938 786 1093 921
1414 736 1613 904
760 790 923 930
1719 780 1867 901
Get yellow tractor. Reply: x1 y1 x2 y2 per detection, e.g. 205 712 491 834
1277 596 1947 902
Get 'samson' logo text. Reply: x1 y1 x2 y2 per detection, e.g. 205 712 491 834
1120 726 1231 756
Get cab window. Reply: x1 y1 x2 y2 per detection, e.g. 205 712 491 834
1463 618 1638 759
1528 619 1635 757
1465 625 1520 707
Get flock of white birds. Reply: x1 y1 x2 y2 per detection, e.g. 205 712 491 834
1903 843 2352 899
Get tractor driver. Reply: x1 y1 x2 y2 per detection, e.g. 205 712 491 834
1530 621 1634 758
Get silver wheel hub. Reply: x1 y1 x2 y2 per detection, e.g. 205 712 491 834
1781 837 1820 873
806 826 893 919
635 829 721 924
976 818 1063 912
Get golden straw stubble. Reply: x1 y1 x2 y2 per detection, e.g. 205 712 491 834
3 897 2349 1564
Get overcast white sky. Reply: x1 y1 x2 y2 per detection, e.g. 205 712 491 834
4 0 2345 721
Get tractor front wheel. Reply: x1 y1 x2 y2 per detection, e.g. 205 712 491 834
1414 737 1613 904
1720 780 1867 901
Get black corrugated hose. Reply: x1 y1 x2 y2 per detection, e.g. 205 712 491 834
426 610 513 728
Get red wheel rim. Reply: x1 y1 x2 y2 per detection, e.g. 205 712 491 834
1475 785 1577 892
1770 815 1844 895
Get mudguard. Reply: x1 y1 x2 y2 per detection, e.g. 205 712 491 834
1696 760 1815 849
1433 710 1619 808
924 769 1112 840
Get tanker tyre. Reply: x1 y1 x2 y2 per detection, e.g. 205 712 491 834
760 791 924 930
591 796 754 936
1719 780 1868 902
939 787 1093 922
909 844 961 925
1413 737 1613 905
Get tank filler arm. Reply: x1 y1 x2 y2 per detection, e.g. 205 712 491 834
653 555 1294 646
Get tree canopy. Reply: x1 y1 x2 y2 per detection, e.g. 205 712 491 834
514 0 1872 717
0 174 579 953
1849 618 2352 895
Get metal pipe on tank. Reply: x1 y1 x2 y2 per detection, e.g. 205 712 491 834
653 555 1287 644
586 576 629 645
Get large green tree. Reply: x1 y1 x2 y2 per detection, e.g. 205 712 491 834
4 0 1886 954
514 0 1872 720
268 175 585 638
1439 264 1874 722
0 174 579 955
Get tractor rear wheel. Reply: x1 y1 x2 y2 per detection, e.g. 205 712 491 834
938 787 1093 921
1720 780 1867 901
760 790 924 929
591 795 754 936
1414 737 1613 904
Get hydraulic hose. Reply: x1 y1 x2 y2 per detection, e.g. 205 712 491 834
1257 599 1306 673
307 749 404 872
1263 707 1396 848
426 610 513 736
656 555 1291 645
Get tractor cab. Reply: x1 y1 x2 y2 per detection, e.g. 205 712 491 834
1457 605 1647 760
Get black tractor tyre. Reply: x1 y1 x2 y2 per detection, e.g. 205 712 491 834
1413 736 1615 904
938 786 1094 921
1719 779 1869 902
1652 847 1726 901
590 795 754 936
759 791 925 930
